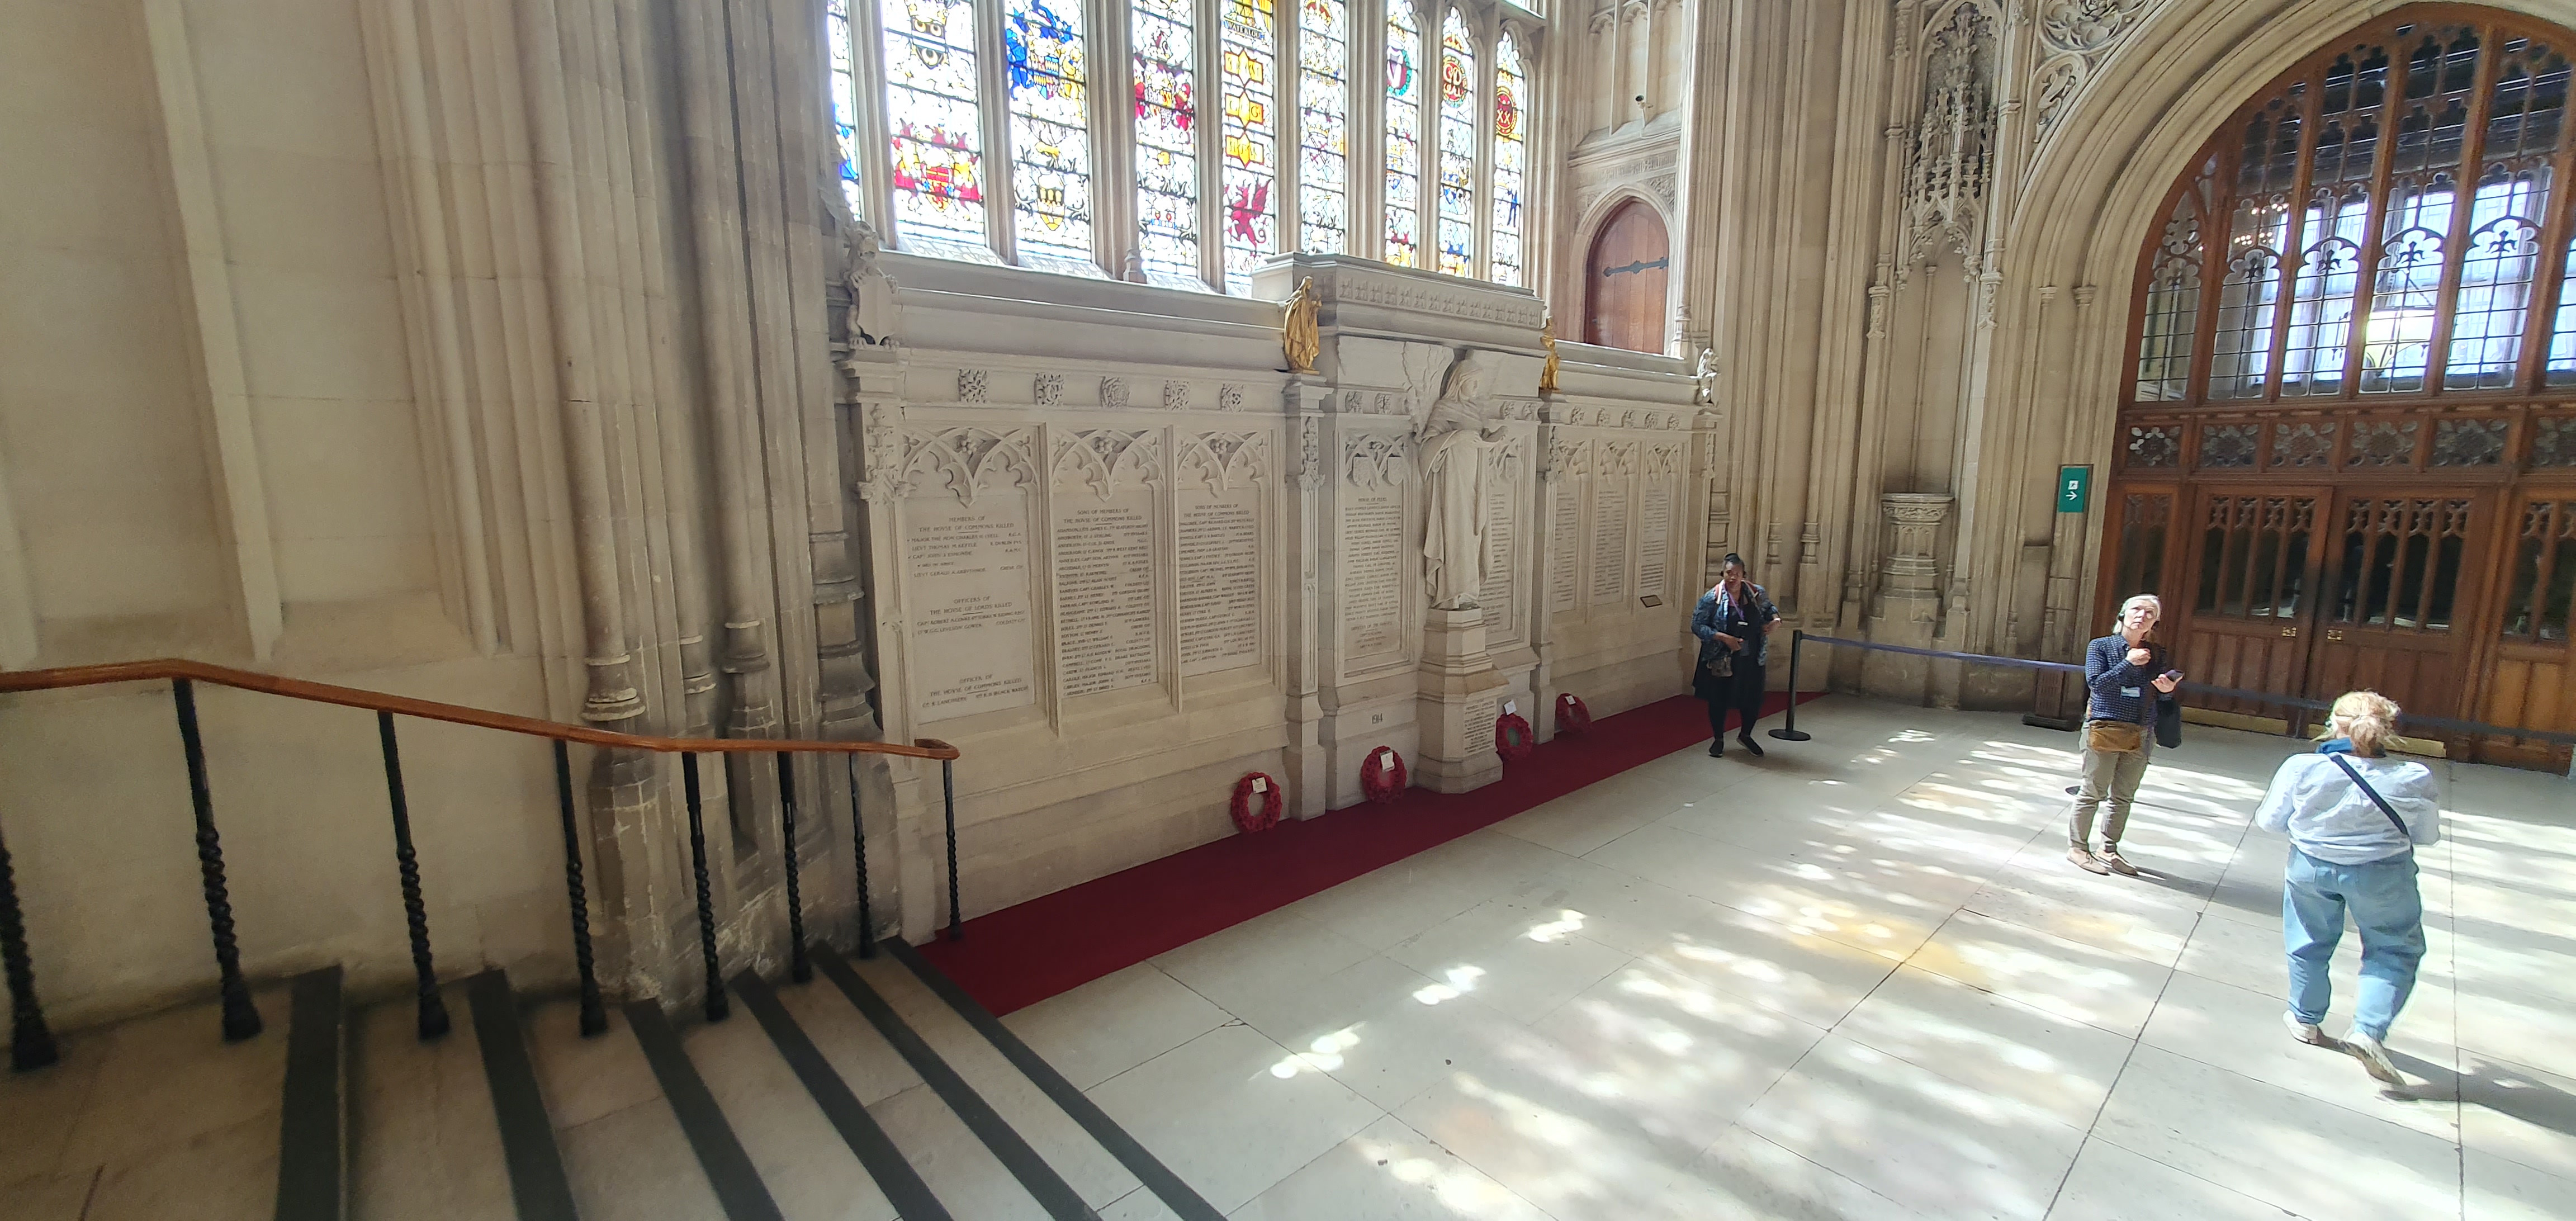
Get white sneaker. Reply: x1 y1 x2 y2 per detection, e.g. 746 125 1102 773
2346 1032 2404 1085
2282 1010 2327 1047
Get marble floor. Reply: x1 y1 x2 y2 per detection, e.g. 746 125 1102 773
1005 696 2576 1221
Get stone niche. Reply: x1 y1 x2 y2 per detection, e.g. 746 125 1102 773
855 253 1694 926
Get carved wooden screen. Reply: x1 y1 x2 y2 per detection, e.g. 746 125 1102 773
1584 200 1668 353
2109 7 2576 766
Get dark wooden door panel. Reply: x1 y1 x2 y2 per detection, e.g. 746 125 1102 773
2305 491 2495 749
2171 488 2328 720
1584 200 1668 354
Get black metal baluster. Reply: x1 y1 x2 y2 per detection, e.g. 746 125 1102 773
845 754 874 959
681 754 727 1021
173 679 260 1041
0 817 58 1071
775 753 811 983
377 712 450 1040
942 759 961 942
552 740 607 1037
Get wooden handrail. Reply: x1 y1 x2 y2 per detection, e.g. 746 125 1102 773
0 659 959 761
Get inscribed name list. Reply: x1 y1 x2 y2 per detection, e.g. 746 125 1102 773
1179 493 1262 674
1549 482 1580 612
906 493 1036 720
1481 474 1517 640
1055 497 1159 698
1639 481 1671 599
1590 480 1631 603
1341 491 1405 667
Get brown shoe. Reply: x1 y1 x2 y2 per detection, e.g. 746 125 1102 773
2067 846 2112 875
2097 846 2141 877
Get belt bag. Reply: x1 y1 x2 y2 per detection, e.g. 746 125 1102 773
2084 721 2148 754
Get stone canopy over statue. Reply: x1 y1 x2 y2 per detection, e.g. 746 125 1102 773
1415 352 1508 611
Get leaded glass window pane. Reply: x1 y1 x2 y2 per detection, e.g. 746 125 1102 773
1220 0 1279 292
1133 0 1202 287
1434 10 1475 277
1006 0 1096 275
2135 197 2201 401
831 0 861 215
882 0 992 259
1489 32 1526 287
1296 0 1349 253
1384 0 1423 268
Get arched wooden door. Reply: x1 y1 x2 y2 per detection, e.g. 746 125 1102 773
1584 200 1669 353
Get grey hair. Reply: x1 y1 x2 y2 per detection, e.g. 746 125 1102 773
2119 594 2163 620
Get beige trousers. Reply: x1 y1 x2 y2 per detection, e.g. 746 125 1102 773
2068 738 2154 848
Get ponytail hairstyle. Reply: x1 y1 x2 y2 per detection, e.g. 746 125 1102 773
2328 690 2402 758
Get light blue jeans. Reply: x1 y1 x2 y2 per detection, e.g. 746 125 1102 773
2284 847 2425 1041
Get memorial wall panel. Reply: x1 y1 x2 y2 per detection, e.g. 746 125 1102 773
1053 492 1160 698
1480 447 1520 642
1639 479 1671 602
1589 476 1631 604
1549 478 1580 613
906 490 1040 720
1178 488 1263 674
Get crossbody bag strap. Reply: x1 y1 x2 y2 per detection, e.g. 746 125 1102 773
2328 754 2412 841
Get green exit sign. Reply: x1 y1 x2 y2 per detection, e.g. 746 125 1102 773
2058 465 2091 513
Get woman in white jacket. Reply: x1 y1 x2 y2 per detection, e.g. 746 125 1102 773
2252 690 2442 1086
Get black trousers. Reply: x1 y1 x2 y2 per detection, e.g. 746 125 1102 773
1702 662 1767 739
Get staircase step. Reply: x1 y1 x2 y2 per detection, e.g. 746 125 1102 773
804 948 1060 1221
49 983 292 1221
721 972 922 1221
349 982 513 1220
623 1000 783 1221
275 966 345 1221
839 949 1137 1217
520 988 721 1220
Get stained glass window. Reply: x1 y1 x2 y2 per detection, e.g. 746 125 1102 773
1296 0 1349 254
831 0 861 215
1005 0 1095 275
1134 0 1202 287
1383 0 1422 268
1220 0 1279 292
1434 10 1476 277
1489 31 1525 286
882 0 991 259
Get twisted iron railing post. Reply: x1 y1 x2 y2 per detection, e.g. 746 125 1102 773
0 817 58 1071
377 712 449 1040
942 759 961 942
846 754 874 959
681 754 727 1021
552 740 606 1037
775 753 811 983
173 679 260 1041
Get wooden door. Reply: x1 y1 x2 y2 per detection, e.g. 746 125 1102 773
2170 488 2331 722
1584 201 1668 353
2304 491 2497 750
2474 493 2576 769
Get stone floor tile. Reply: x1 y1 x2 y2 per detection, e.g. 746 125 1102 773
2137 969 2459 1139
1392 1054 1700 1221
1003 962 1233 1091
349 988 514 1221
1959 879 2197 968
1384 898 1636 1024
2090 1045 2460 1220
555 1096 726 1221
1229 1114 1554 1221
2464 1147 2576 1221
1087 1023 1382 1214
1097 1184 1185 1220
0 1171 97 1221
1628 902 1898 1030
58 986 290 1174
1524 955 1830 1153
771 972 926 1107
2460 1053 2576 1181
1222 952 1527 1113
1739 1033 2089 1221
79 1110 274 1221
1906 910 2175 1038
0 1031 103 1186
1152 909 1377 1019
1832 965 2135 1130
1647 1125 1926 1221
2043 1136 2298 1220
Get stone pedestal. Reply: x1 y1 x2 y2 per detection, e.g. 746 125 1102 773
1415 606 1508 792
1863 493 1953 701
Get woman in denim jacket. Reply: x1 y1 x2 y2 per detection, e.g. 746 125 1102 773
1692 553 1777 758
2255 690 2441 1087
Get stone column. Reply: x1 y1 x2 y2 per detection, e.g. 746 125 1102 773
1590 8 1620 134
1620 0 1652 125
1415 604 1508 792
1863 493 1952 701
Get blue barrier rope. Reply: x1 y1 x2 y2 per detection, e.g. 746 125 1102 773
1792 632 2576 750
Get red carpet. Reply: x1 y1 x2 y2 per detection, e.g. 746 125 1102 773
917 691 1815 1015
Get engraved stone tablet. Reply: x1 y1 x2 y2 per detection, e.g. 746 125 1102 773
907 493 1037 720
1549 484 1579 613
1590 479 1631 604
1054 494 1159 698
1179 490 1262 675
1639 480 1672 601
1341 490 1405 668
1481 474 1517 642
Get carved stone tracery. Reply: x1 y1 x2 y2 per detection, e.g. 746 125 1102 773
1905 2 1998 264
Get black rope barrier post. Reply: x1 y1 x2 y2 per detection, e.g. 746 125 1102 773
377 712 450 1040
1768 630 1813 742
173 679 261 1042
552 740 607 1037
846 754 875 959
0 816 58 1071
942 759 962 942
681 754 727 1022
775 753 811 984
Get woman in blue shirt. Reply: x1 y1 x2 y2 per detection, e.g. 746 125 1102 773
1691 554 1777 758
2068 594 2180 875
2253 690 2441 1087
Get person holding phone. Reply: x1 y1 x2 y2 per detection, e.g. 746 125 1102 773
1691 554 1778 758
2067 594 2180 875
2253 690 2440 1085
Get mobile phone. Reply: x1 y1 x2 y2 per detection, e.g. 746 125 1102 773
2162 669 2184 682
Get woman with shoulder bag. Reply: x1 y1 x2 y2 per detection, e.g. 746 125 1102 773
2067 594 2181 876
2255 690 2441 1086
1691 554 1778 758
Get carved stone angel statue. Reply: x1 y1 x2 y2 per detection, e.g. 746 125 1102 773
1281 277 1322 373
1692 347 1718 405
1417 353 1508 610
841 216 899 351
